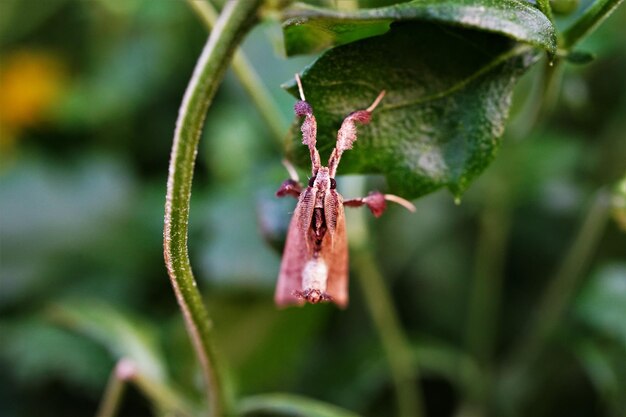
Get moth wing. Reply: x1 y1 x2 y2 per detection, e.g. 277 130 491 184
275 188 315 307
321 190 349 308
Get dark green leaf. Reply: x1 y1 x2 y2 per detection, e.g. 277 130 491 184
283 0 556 56
238 393 361 417
284 23 540 198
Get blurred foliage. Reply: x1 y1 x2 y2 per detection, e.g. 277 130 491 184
0 0 625 417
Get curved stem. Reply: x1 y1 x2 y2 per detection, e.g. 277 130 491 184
163 1 262 416
187 0 289 147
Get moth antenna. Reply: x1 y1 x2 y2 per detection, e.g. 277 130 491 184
384 194 416 212
366 90 386 113
293 74 321 175
328 90 386 177
295 73 306 101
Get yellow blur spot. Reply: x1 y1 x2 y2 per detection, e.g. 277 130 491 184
0 50 66 149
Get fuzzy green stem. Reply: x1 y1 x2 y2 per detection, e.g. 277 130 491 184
562 0 625 48
163 1 262 416
187 0 289 147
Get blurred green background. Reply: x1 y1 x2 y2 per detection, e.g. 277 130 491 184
1 1 625 416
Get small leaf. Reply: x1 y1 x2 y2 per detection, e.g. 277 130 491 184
238 393 361 417
283 0 556 56
564 50 595 64
284 23 540 198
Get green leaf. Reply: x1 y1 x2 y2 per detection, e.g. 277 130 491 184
238 393 361 417
284 23 540 198
283 0 557 56
48 300 167 382
49 301 199 415
0 318 111 390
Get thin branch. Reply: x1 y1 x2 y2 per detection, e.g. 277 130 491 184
562 0 625 48
95 360 130 417
515 190 610 366
186 0 288 147
463 182 512 412
353 248 424 417
163 0 262 416
96 359 196 417
501 190 611 409
466 186 511 364
347 188 424 417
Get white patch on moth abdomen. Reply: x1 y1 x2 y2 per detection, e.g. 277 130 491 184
302 258 328 292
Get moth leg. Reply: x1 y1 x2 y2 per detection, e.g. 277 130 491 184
276 159 303 199
344 191 416 218
276 179 302 199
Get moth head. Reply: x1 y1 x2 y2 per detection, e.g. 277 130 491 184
311 167 332 191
